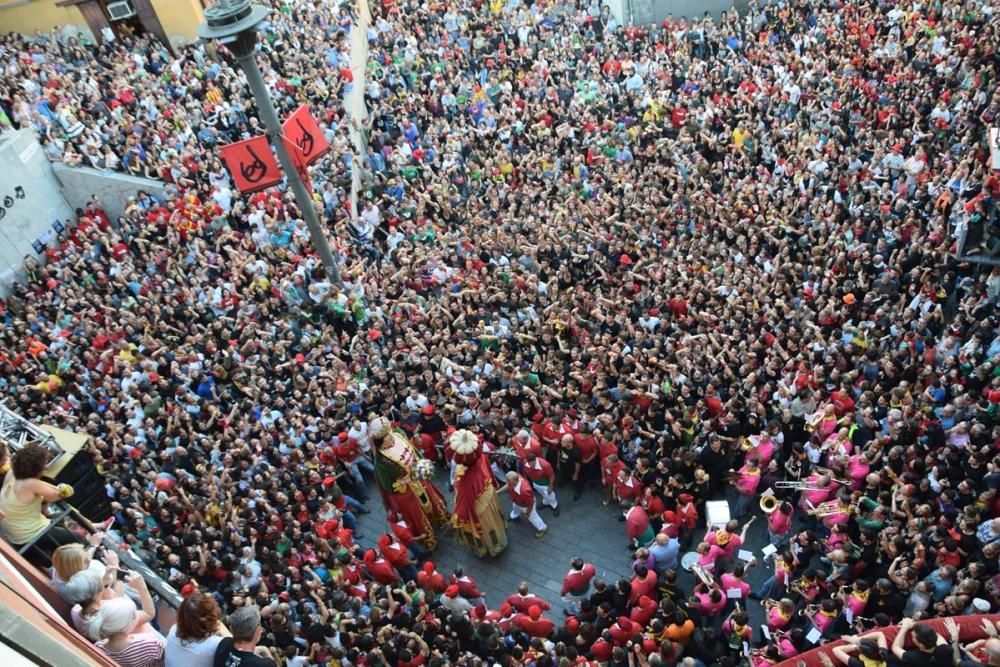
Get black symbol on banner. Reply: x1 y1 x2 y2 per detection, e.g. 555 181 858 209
14 186 25 199
3 196 13 209
240 146 269 184
294 118 315 158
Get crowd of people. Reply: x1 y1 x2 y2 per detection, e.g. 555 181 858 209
2 0 1000 664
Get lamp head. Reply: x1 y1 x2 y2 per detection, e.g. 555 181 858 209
198 0 270 57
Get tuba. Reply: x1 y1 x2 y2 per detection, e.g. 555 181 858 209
760 494 779 513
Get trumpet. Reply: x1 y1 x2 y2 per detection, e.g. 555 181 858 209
691 563 715 588
760 494 779 513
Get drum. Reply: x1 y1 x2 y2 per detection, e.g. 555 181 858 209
680 551 699 571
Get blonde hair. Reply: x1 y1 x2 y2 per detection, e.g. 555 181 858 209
52 544 87 582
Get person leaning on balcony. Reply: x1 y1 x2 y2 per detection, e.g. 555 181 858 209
165 590 232 667
50 538 120 603
91 576 166 667
0 442 82 552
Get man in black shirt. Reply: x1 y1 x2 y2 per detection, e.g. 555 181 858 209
891 618 952 667
215 605 277 667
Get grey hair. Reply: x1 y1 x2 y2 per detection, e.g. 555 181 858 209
228 605 262 642
64 569 104 605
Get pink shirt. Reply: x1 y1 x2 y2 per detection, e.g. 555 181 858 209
720 573 750 599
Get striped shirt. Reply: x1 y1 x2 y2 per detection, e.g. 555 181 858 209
96 633 166 667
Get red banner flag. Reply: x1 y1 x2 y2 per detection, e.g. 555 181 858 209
282 105 330 166
219 135 282 194
283 138 314 197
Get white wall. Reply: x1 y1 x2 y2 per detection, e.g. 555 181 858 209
0 130 74 291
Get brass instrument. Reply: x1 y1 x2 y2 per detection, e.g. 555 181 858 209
760 494 779 513
808 500 853 518
691 563 715 587
774 480 825 491
813 466 851 486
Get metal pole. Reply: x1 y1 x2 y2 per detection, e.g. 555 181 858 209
233 52 344 289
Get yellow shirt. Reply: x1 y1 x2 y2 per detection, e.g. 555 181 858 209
0 477 51 544
732 128 748 149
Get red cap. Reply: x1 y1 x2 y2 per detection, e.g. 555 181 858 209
180 583 195 597
295 353 306 363
989 390 1000 404
566 617 580 632
423 405 435 415
424 561 435 573
323 476 336 487
338 431 349 441
278 592 290 601
529 605 542 619
445 585 459 598
619 254 633 265
148 372 159 382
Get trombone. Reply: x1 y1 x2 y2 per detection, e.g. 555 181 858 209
774 480 825 491
813 466 851 486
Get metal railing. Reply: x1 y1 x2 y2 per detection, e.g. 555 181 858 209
16 503 183 610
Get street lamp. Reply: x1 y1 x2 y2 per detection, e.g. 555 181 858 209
199 0 344 288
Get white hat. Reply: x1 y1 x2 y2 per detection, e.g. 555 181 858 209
973 598 991 612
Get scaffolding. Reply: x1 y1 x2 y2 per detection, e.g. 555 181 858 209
0 400 65 466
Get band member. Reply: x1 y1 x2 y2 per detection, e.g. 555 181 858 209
601 454 625 506
766 500 794 547
626 500 654 549
560 557 597 615
523 452 559 515
511 429 543 463
764 598 795 634
501 471 547 538
732 456 762 517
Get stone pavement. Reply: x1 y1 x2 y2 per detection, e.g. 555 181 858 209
353 469 781 626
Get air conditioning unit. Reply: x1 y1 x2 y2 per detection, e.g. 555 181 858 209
106 0 136 21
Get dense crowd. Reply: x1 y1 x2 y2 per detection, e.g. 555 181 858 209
2 0 1000 664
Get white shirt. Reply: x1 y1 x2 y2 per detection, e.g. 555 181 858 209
165 626 224 667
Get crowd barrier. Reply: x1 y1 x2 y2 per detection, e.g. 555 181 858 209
774 614 1000 667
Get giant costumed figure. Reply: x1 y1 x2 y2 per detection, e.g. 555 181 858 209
369 416 448 550
448 429 508 557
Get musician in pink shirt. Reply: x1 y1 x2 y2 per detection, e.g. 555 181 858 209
691 583 727 624
798 473 834 512
766 500 793 547
765 598 795 633
732 456 762 517
696 541 726 573
720 563 751 601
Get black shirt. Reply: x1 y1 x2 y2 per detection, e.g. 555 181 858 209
900 646 954 667
214 638 276 667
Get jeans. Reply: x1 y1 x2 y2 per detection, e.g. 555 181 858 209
347 458 375 500
756 575 785 601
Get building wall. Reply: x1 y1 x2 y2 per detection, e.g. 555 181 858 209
149 0 202 43
0 0 85 36
0 130 75 291
0 0 203 42
52 162 167 223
